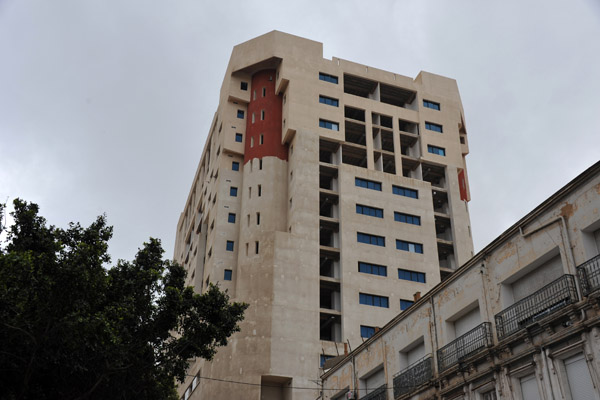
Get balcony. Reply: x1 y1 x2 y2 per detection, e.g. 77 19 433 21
393 356 432 398
437 322 493 373
577 254 600 296
361 384 387 400
495 274 578 340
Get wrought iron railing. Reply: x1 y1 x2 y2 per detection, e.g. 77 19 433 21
393 355 432 398
495 274 578 340
577 254 600 296
360 384 387 400
437 322 493 372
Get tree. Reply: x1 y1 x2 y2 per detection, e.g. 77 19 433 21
0 199 248 400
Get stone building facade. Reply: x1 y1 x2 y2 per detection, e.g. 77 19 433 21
173 31 475 400
321 161 600 400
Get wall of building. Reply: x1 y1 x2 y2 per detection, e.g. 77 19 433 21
322 161 600 400
174 31 476 400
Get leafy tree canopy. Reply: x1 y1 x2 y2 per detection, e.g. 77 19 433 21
0 199 247 400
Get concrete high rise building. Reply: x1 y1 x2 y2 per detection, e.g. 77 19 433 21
174 31 474 400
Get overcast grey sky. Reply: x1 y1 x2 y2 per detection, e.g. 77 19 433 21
1 0 599 263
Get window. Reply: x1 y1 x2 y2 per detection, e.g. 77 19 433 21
259 159 263 169
400 300 414 310
224 269 232 281
235 133 243 143
519 374 541 400
253 90 256 100
256 212 260 225
398 268 426 283
261 110 265 120
355 177 382 191
481 390 497 400
319 72 338 84
319 119 339 131
227 213 236 223
232 161 240 171
427 145 446 156
394 212 421 225
392 185 418 199
251 113 255 124
396 240 423 254
255 241 259 254
320 355 335 368
319 95 339 107
356 204 383 218
237 110 244 119
425 122 443 132
359 293 389 308
360 325 376 339
564 352 597 400
240 81 248 91
229 187 238 197
359 262 387 277
423 99 440 110
259 134 264 145
262 87 266 97
250 137 254 147
226 241 234 251
357 232 385 247
258 185 262 197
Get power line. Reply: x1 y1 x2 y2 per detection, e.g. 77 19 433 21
186 375 403 392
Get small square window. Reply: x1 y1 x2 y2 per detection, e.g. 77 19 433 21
240 82 248 91
228 213 236 223
423 100 440 110
232 161 240 171
237 110 244 119
224 269 233 280
427 145 446 156
235 133 243 143
230 187 238 197
226 241 234 252
319 119 339 131
400 299 414 310
360 325 375 338
425 122 443 133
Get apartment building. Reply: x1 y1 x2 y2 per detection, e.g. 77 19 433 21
321 161 600 400
174 31 474 400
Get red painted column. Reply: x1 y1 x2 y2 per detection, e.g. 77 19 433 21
244 69 287 163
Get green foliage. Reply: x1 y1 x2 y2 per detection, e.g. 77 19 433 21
0 199 248 400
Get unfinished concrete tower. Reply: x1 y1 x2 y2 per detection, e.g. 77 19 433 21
174 31 474 400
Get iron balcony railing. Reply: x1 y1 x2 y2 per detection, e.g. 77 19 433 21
393 355 433 398
577 254 600 296
437 322 493 373
495 274 578 340
360 384 387 400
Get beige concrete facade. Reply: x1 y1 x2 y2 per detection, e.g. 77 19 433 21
174 31 474 400
321 161 600 400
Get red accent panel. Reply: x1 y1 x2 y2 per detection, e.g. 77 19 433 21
458 169 468 201
244 69 287 164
